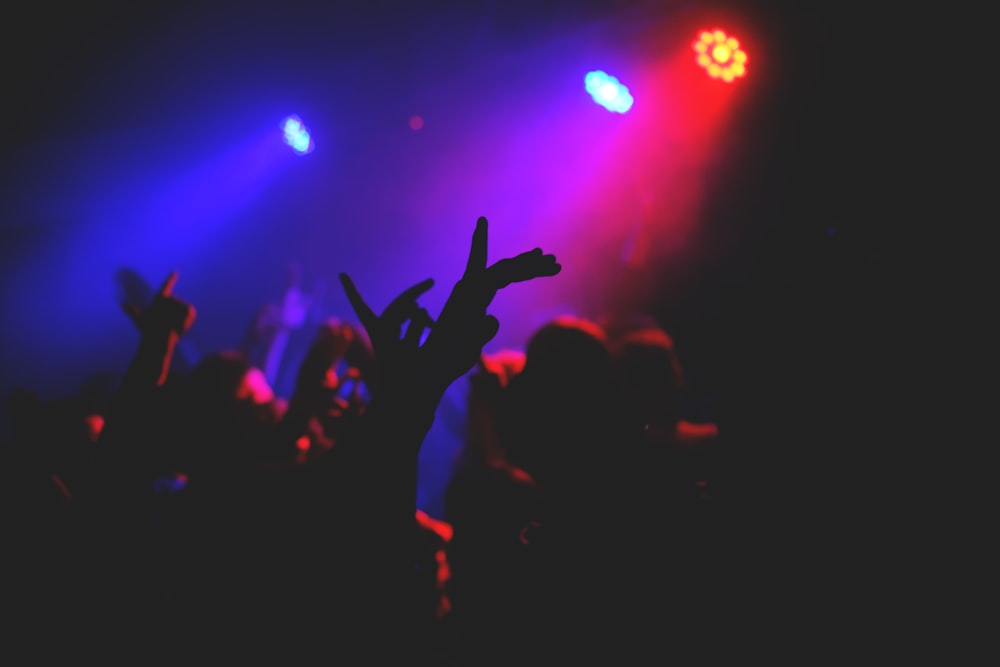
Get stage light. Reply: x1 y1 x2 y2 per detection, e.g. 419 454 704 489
693 29 747 82
282 115 314 155
585 70 634 113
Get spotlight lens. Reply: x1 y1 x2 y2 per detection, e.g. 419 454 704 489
693 29 748 82
282 115 314 155
585 70 633 113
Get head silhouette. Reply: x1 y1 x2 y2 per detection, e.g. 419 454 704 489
610 326 686 432
498 315 638 489
176 350 281 472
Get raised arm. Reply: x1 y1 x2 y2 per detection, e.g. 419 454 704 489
333 216 559 519
99 270 195 477
326 216 557 641
118 270 196 390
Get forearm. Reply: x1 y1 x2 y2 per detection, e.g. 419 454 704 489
361 379 447 451
328 379 446 533
100 330 177 464
121 330 179 390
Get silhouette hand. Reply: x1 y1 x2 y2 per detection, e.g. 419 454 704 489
338 274 435 392
425 216 560 385
339 216 560 398
122 271 196 338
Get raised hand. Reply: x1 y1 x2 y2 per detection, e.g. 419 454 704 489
339 216 560 400
338 274 435 392
119 271 195 388
122 270 196 339
425 216 560 385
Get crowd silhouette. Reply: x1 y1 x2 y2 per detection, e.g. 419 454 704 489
1 216 747 664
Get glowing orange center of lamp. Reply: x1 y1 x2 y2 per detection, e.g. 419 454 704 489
693 29 747 82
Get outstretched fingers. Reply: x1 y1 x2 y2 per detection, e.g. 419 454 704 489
382 278 435 324
340 273 435 346
486 248 561 290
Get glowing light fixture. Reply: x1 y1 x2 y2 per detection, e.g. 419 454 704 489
585 70 634 113
282 115 314 155
693 29 747 82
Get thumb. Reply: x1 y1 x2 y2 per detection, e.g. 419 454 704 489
478 315 500 348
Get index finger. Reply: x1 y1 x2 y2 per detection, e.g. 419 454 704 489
463 216 488 280
339 273 378 334
158 270 179 297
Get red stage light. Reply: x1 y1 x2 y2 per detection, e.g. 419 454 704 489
693 29 747 82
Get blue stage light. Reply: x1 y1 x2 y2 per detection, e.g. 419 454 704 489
584 70 633 113
282 115 313 155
